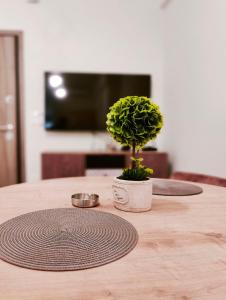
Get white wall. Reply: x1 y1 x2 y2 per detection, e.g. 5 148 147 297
162 0 226 177
0 0 164 182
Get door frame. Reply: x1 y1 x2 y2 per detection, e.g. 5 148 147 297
0 30 25 183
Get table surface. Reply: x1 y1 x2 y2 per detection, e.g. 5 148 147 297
0 177 226 300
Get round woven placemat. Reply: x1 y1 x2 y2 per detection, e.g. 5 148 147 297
153 179 203 196
0 208 138 271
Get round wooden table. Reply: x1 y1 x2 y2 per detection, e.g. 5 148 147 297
0 177 226 300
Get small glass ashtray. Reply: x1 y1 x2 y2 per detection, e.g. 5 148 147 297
71 193 99 208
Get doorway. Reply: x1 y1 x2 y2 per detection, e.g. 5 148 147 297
0 31 24 187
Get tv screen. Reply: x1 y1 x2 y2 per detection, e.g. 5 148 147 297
45 72 151 131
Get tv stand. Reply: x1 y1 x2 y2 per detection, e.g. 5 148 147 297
41 151 169 179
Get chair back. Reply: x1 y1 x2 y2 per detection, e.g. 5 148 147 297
171 171 226 187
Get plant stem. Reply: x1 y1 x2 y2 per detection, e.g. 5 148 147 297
131 141 136 169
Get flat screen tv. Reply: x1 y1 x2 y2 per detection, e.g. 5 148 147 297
45 72 151 131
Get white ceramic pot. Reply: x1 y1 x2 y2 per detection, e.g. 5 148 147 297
112 177 152 212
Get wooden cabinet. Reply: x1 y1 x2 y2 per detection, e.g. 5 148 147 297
42 153 85 179
125 152 169 178
42 151 169 179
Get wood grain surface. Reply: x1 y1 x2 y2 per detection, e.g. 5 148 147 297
42 151 169 179
0 36 18 187
0 177 226 300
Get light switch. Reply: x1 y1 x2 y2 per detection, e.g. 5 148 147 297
32 110 43 125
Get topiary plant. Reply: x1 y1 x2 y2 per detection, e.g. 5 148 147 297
106 96 163 181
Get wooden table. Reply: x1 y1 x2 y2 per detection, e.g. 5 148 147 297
0 177 226 300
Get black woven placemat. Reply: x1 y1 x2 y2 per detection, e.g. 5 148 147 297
153 179 203 196
0 208 138 271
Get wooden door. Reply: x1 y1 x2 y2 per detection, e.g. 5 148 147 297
0 36 18 186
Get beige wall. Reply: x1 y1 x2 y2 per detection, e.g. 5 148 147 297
0 0 164 181
162 0 226 177
2 0 225 181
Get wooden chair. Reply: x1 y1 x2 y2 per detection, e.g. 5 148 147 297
170 171 226 187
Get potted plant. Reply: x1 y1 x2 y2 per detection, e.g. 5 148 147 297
106 96 163 212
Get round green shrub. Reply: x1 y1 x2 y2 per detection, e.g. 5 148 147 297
106 96 163 149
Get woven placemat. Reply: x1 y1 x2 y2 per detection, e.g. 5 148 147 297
0 208 138 271
153 179 203 196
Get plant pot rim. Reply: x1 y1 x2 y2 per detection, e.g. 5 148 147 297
113 177 151 185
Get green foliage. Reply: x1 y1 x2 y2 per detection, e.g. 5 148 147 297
106 96 163 149
106 96 163 181
119 157 153 181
